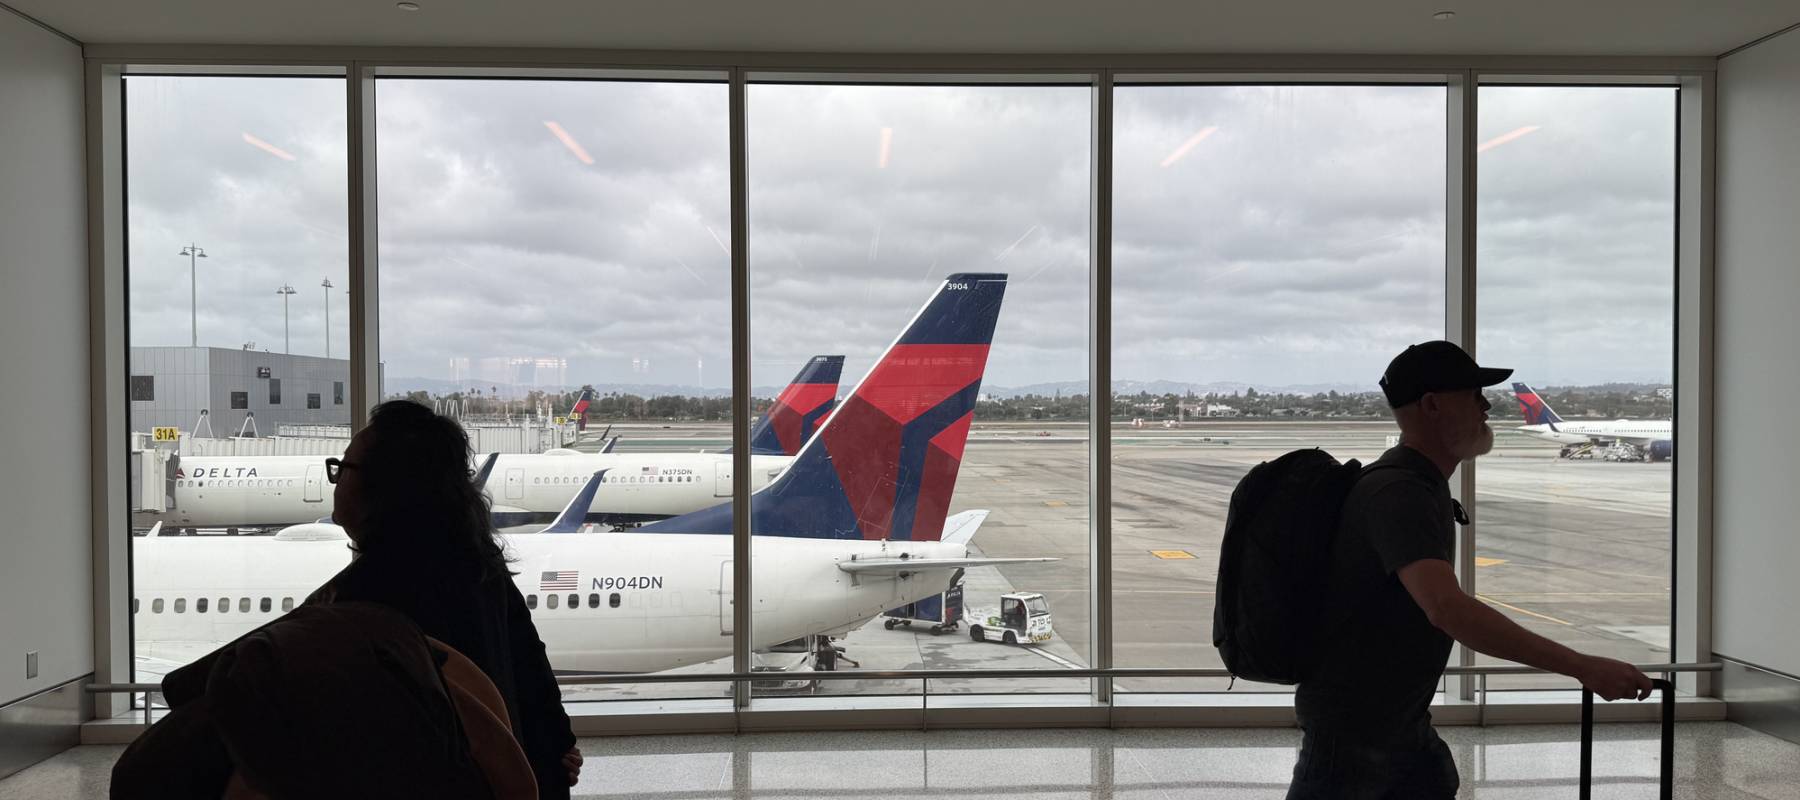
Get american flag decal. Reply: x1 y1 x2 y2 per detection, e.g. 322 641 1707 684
540 570 578 591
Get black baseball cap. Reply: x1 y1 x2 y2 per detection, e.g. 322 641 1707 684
1379 341 1513 408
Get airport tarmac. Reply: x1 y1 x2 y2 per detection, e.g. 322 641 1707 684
558 418 1674 702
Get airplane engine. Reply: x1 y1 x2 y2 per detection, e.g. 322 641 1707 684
1648 440 1675 462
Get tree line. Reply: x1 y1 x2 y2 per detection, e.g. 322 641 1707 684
392 384 1673 424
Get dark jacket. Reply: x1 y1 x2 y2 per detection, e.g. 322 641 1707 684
117 602 493 800
310 552 576 800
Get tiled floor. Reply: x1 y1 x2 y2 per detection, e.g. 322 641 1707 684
7 722 1798 799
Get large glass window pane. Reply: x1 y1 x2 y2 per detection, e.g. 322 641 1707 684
377 77 732 703
749 82 1092 696
1110 84 1448 692
1476 85 1676 689
126 75 350 680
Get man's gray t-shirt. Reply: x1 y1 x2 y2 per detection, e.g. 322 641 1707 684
1294 444 1457 735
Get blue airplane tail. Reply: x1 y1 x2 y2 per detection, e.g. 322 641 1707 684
1512 382 1564 426
746 355 845 456
641 274 1008 541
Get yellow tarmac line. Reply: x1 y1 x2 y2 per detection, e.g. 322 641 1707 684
1478 594 1573 626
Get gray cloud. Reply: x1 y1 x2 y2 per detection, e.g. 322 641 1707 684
126 77 1676 398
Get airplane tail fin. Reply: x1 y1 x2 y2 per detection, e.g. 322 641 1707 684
567 388 594 419
643 274 1008 541
748 355 845 456
1511 382 1564 426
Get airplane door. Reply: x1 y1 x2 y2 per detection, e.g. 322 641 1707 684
303 465 325 502
719 560 734 635
714 463 731 497
505 468 525 501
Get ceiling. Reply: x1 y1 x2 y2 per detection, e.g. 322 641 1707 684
8 0 1795 58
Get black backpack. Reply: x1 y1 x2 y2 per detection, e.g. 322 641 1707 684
1211 448 1367 685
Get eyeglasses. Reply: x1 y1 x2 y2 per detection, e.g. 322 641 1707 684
324 457 358 484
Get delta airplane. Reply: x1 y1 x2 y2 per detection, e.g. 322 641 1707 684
162 357 844 529
1511 382 1673 461
485 354 845 527
134 274 1045 674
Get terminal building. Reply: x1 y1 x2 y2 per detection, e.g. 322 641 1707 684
5 1 1800 798
128 347 351 437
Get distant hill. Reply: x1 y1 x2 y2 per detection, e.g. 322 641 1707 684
984 379 1373 399
382 376 785 399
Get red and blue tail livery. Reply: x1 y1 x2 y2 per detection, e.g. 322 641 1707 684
643 274 1007 542
1512 382 1564 426
748 355 845 456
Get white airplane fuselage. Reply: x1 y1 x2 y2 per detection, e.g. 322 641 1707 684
1516 420 1672 447
133 531 965 674
169 452 791 528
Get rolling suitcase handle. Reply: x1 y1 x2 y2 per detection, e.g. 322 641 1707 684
1580 677 1674 800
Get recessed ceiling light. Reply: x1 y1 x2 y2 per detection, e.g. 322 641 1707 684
1433 10 1456 20
396 2 421 11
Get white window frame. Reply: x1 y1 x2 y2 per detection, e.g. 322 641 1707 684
84 48 1716 734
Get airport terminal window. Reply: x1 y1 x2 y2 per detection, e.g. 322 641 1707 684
376 75 730 701
1110 83 1448 692
306 393 321 409
124 72 352 685
750 80 1092 696
1474 85 1677 689
333 381 344 405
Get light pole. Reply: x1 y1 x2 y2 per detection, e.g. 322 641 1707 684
321 279 334 358
180 244 207 346
276 285 296 354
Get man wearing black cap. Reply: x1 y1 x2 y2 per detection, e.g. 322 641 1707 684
1286 341 1653 800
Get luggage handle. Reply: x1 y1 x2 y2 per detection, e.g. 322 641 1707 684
1579 677 1674 800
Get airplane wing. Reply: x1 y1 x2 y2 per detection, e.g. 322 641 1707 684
538 470 608 533
837 556 1057 575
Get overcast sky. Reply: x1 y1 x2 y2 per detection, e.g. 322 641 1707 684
125 76 1674 396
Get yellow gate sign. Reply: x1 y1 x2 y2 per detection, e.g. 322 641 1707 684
152 427 181 442
555 416 567 425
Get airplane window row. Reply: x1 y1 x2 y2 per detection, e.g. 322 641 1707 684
524 592 623 610
135 596 297 615
530 475 696 486
176 479 300 489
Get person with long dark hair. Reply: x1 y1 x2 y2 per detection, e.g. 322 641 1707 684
316 400 581 798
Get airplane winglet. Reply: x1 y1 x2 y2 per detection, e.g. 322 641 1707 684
472 453 499 487
599 436 619 454
538 469 608 534
145 521 163 538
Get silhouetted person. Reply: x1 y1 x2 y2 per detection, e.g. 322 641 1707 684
1288 341 1652 800
314 400 580 798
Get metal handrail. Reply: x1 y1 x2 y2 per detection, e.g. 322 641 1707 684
87 660 1720 693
